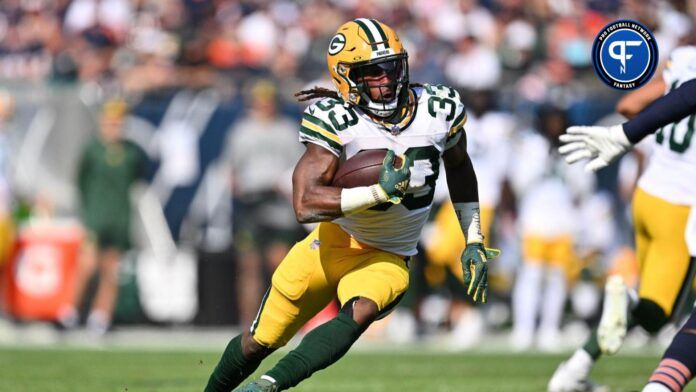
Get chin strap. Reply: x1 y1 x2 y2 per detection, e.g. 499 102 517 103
366 90 415 133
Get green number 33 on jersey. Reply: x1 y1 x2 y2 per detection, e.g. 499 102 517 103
425 84 457 121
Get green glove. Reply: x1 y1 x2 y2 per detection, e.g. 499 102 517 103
378 150 412 204
461 242 501 303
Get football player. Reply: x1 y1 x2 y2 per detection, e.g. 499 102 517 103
509 107 594 352
205 18 499 392
549 46 696 392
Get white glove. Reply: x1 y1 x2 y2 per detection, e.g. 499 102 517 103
558 125 632 172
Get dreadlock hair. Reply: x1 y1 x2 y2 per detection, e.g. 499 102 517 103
295 83 424 103
294 87 339 102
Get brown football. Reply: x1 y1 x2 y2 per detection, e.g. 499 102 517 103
332 149 402 188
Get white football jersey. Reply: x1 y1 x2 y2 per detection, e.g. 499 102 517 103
687 208 696 256
466 111 514 207
299 84 467 256
638 46 696 206
509 130 594 237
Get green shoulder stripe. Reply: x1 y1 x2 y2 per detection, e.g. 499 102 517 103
449 108 467 135
301 113 342 148
303 113 338 135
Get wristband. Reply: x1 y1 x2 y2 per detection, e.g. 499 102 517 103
340 185 388 215
453 202 483 244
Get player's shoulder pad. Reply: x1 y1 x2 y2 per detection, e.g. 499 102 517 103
303 96 360 133
304 97 353 121
421 83 463 103
670 45 696 63
303 98 340 129
300 98 346 156
666 45 696 77
418 83 466 130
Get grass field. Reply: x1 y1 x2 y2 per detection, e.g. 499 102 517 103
0 347 678 392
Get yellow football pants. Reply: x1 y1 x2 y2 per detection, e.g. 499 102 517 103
250 222 409 348
522 235 575 268
521 234 579 280
633 188 694 316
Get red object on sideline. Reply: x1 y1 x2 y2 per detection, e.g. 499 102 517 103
2 221 83 321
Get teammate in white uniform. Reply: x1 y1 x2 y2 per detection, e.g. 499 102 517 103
510 107 595 352
206 19 498 392
549 46 696 392
466 91 515 219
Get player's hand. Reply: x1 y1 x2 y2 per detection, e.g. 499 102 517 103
461 243 501 303
558 125 631 172
378 150 412 204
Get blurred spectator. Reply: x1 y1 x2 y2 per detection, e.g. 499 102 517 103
498 18 537 70
427 0 497 45
226 79 303 327
63 0 133 41
444 35 501 90
62 99 148 334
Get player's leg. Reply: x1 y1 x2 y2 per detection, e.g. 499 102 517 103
549 191 692 392
631 191 693 334
88 244 123 334
643 302 696 392
57 236 98 329
258 249 409 390
512 235 545 351
206 226 334 392
597 191 691 358
582 212 649 362
537 236 572 352
549 192 649 391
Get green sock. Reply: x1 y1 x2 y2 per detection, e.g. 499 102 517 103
205 334 263 392
265 313 363 390
582 330 602 360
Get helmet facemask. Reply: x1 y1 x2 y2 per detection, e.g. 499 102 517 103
347 54 409 119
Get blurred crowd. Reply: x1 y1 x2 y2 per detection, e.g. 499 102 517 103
0 0 694 349
1 0 691 102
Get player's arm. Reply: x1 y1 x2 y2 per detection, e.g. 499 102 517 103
560 78 696 171
616 76 665 119
292 144 411 223
623 78 696 142
443 131 500 303
443 130 478 205
291 143 342 223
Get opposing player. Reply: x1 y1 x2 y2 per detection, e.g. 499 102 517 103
549 46 696 392
205 19 498 392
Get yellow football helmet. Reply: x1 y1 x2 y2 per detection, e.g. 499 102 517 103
327 18 409 118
